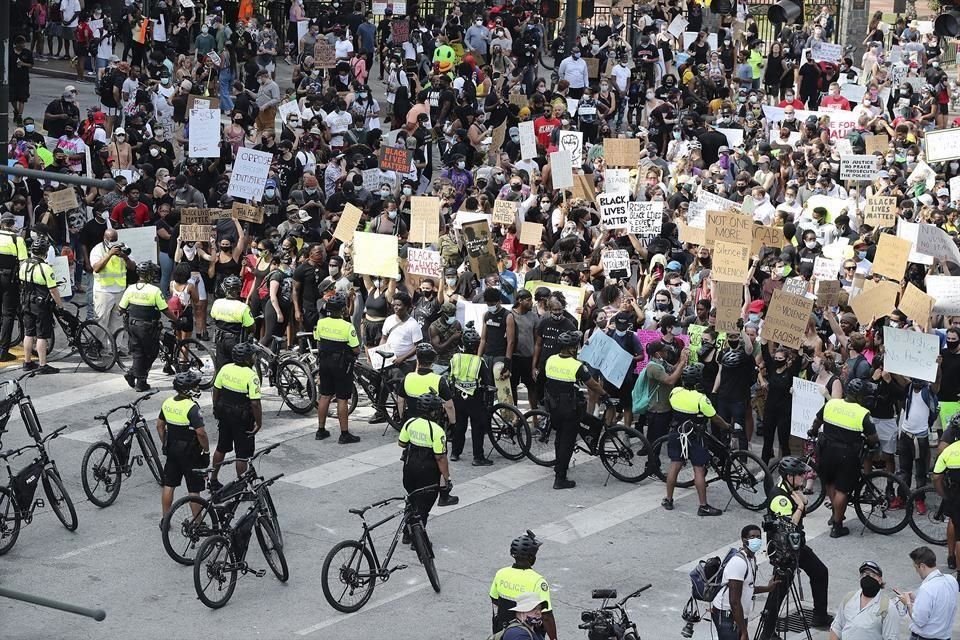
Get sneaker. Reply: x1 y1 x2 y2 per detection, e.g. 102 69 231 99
0 352 17 362
661 497 674 511
437 492 460 506
449 454 461 462
698 504 723 517
338 431 361 444
915 498 928 516
124 372 136 389
315 428 331 441
22 361 38 372
810 612 834 629
829 525 850 538
135 380 152 392
888 496 905 510
950 555 957 570
368 412 387 424
208 478 223 492
37 364 59 375
553 477 576 489
472 457 493 466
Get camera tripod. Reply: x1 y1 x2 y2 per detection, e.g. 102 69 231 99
753 567 813 640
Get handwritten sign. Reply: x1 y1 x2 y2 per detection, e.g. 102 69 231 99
714 281 742 332
899 282 934 329
519 222 544 246
761 289 813 349
180 208 219 225
791 377 826 438
603 138 641 167
626 201 663 243
697 190 742 213
379 146 412 173
180 224 213 242
314 40 337 68
883 326 939 382
815 280 841 307
227 147 272 202
579 330 634 387
188 108 220 158
406 248 441 278
48 187 79 213
751 225 784 255
231 202 263 224
598 192 630 229
849 279 899 323
604 168 631 195
334 203 363 243
864 195 897 228
811 40 843 62
782 277 808 296
519 121 537 161
872 233 911 281
712 241 750 283
916 223 960 265
706 211 753 247
839 155 878 181
812 256 841 281
51 255 72 299
493 200 518 226
390 18 409 43
926 275 960 315
410 196 440 244
557 130 583 167
864 134 889 156
602 250 630 279
353 231 399 278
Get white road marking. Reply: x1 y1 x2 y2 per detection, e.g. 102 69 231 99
281 442 401 488
430 462 555 518
293 583 429 635
52 537 121 560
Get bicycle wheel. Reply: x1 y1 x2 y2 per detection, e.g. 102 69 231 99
411 523 440 593
81 442 123 507
725 450 772 512
769 456 826 514
76 320 116 372
908 486 948 546
487 403 530 461
523 409 556 467
194 535 238 609
384 380 404 432
0 486 21 556
276 357 316 414
162 495 220 565
853 470 910 535
113 327 132 372
255 516 289 581
263 489 282 547
599 426 651 483
538 48 555 70
321 540 377 613
648 434 695 488
176 338 216 389
136 427 163 485
42 468 78 531
10 315 23 348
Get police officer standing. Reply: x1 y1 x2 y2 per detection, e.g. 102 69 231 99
759 457 832 638
209 275 255 373
314 293 362 444
119 261 177 391
0 212 26 362
448 324 494 465
209 342 262 492
543 331 606 490
490 531 557 639
157 371 209 519
400 342 455 424
19 236 63 374
397 391 459 538
808 378 880 538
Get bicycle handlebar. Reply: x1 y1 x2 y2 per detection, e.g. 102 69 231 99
257 473 284 489
1 425 68 459
95 390 160 421
350 485 443 516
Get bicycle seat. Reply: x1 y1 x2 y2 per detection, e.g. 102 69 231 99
348 507 369 516
94 415 106 421
296 331 314 340
375 350 394 360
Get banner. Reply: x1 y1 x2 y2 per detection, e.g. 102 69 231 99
579 330 634 387
791 377 826 439
627 201 663 241
926 275 960 315
712 241 750 283
883 326 939 382
761 289 813 349
406 248 441 278
598 192 630 229
188 108 220 158
227 148 272 202
839 155 879 181
519 121 537 161
353 231 399 278
923 128 960 163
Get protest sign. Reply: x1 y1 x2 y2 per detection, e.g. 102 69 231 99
598 192 630 229
180 208 218 225
362 168 381 193
864 195 897 228
603 138 641 167
706 210 752 247
565 97 579 117
452 211 491 231
602 250 630 279
926 275 960 315
549 151 573 190
406 248 442 279
822 238 853 261
716 128 745 148
839 83 867 105
697 190 742 213
186 95 219 112
519 121 537 161
605 169 631 195
811 41 842 62
895 220 934 266
48 187 78 213
558 130 583 166
849 280 899 323
815 280 841 307
372 1 407 14
667 15 687 38
227 147 272 202
682 32 717 50
50 256 72 299
115 226 156 264
572 174 595 203
353 231 399 278
509 93 529 110
712 241 750 283
463 220 498 277
953 176 960 203
839 155 879 181
314 40 337 68
231 202 263 224
524 280 586 324
812 257 841 281
821 109 860 141
631 330 690 372
864 134 890 156
519 222 544 246
687 325 728 364
490 122 507 154
627 201 663 241
188 108 220 158
334 203 363 243
899 282 934 329
751 225 784 255
908 161 937 190
677 222 706 246
493 200 518 226
180 224 212 242
761 289 813 349
686 201 707 229
277 99 300 122
714 281 742 332
923 128 960 163
390 18 409 43
916 223 960 265
883 326 939 382
872 233 912 280
410 196 441 244
791 378 826 438
379 146 412 173
782 277 808 296
579 331 634 387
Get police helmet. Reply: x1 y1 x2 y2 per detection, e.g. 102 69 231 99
231 341 257 365
720 349 749 368
510 530 543 560
173 370 201 395
325 293 347 314
949 412 960 432
681 363 704 389
416 391 444 414
461 325 481 350
136 260 157 282
221 275 242 297
557 331 582 348
845 377 870 401
416 342 437 363
30 235 50 258
778 456 811 477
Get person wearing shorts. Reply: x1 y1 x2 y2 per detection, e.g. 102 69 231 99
313 294 362 444
209 342 262 492
18 236 63 374
157 371 208 518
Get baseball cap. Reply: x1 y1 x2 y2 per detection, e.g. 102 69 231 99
718 146 731 154
666 260 682 272
0 212 16 224
937 188 950 198
748 300 765 314
64 85 77 93
509 593 544 613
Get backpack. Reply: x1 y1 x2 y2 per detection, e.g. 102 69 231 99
97 70 117 107
689 547 744 602
631 368 657 415
485 619 535 640
846 128 866 155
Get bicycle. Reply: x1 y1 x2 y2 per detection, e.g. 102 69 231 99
252 338 316 415
0 370 45 444
648 421 772 511
161 443 283 565
478 385 531 462
21 301 116 371
0 425 77 555
352 349 403 431
523 395 653 484
579 585 652 640
907 485 947 546
114 324 215 389
321 485 442 613
192 473 288 609
80 390 163 507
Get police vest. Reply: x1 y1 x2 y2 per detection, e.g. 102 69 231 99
313 316 359 351
399 416 445 466
669 387 715 418
0 231 26 271
767 482 797 518
120 283 167 321
18 259 55 297
161 396 200 440
822 399 867 432
449 353 482 396
489 566 553 629
95 251 126 289
214 363 261 418
404 371 441 397
544 353 580 399
211 298 254 333
934 441 960 491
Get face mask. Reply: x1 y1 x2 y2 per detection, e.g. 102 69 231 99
25 124 34 133
486 304 498 313
402 187 413 196
781 266 790 277
748 313 760 323
387 210 398 220
329 266 340 276
573 52 581 59
673 130 681 139
551 311 564 320
646 91 655 100
857 251 867 260
746 538 763 554
615 329 627 337
150 148 160 157
805 240 817 249
860 576 882 598
656 302 671 311
669 286 681 296
374 278 383 289
457 161 466 170
446 315 456 325
265 188 276 198
601 84 609 91
446 277 457 287
698 344 714 357
380 189 391 197
545 258 556 268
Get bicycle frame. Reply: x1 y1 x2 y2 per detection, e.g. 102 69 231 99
2 426 67 519
355 507 408 581
95 391 158 471
0 371 44 443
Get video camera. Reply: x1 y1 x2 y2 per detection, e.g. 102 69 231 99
762 514 804 573
109 241 132 256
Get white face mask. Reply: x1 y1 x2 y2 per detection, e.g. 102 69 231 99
402 187 412 196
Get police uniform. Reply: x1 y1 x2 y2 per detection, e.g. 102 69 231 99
401 369 453 421
398 416 446 526
118 283 169 383
209 298 255 371
489 565 553 632
0 230 27 355
543 353 594 479
815 398 876 494
159 395 206 493
668 387 718 466
313 315 360 399
448 351 493 460
213 363 262 458
932 441 960 523
18 257 57 340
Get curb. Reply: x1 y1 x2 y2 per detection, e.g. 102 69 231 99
32 66 93 82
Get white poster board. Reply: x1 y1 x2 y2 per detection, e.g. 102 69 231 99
227 148 273 202
549 151 573 190
51 256 72 299
811 41 843 63
598 192 630 229
557 130 583 166
116 226 158 265
519 121 537 161
924 129 960 163
188 108 220 158
883 326 940 382
627 201 663 241
839 155 879 181
604 169 631 195
926 275 960 315
716 128 744 148
791 377 826 439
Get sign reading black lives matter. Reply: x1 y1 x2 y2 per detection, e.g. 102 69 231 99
598 192 630 229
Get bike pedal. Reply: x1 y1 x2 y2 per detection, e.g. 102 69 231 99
393 564 408 571
253 569 267 578
133 455 143 467
33 499 45 510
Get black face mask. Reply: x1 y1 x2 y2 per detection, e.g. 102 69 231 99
860 575 882 598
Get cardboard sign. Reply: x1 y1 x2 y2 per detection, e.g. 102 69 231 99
490 122 507 154
334 203 363 243
761 289 814 349
462 220 498 277
185 95 219 112
519 121 537 161
627 201 663 242
712 241 750 283
603 138 641 167
519 222 544 246
277 98 300 122
227 147 272 202
558 130 583 166
231 202 263 224
604 168 631 195
815 279 841 307
706 211 753 247
926 275 960 315
523 280 586 325
571 174 595 204
314 40 337 68
407 196 440 245
678 222 706 247
549 151 573 190
579 330 634 387
864 134 889 156
864 195 897 228
812 256 841 281
899 282 934 329
180 208 219 225
791 377 826 439
585 57 600 79
850 279 899 323
48 187 78 213
751 225 784 255
180 224 212 242
883 326 939 382
598 192 630 229
353 231 399 278
714 281 742 333
492 200 518 226
188 108 220 158
406 247 441 279
923 128 960 163
839 155 879 181
390 18 409 43
916 223 960 265
602 250 630 279
872 233 912 281
379 146 412 173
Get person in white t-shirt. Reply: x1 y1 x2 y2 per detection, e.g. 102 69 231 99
711 524 778 640
370 291 423 424
323 98 353 151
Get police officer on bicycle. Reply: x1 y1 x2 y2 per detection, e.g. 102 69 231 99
209 275 255 373
400 342 455 424
314 293 361 444
808 378 880 539
398 391 458 540
448 323 494 465
0 212 26 362
663 363 730 516
759 456 832 637
543 331 606 490
209 342 262 492
19 236 63 373
119 261 176 391
157 370 209 519
490 531 557 639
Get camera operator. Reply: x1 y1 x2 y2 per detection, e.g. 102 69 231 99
90 228 137 338
759 457 833 638
711 524 778 640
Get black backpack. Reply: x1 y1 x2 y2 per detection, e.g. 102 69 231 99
97 70 117 107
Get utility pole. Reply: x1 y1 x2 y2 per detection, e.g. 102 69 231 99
0 0 9 166
564 0 579 56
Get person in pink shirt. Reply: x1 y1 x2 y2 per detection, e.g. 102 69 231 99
819 82 852 110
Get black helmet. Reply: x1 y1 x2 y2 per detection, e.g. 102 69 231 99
681 363 704 389
231 341 256 365
778 456 811 477
949 412 960 432
510 530 542 560
462 325 481 350
416 391 444 414
721 350 749 368
221 275 242 297
30 235 50 257
137 260 157 281
416 342 437 363
173 370 201 394
845 377 873 401
558 331 582 348
325 293 346 313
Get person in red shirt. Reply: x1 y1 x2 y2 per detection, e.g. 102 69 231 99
777 89 804 110
533 103 563 149
819 82 852 110
110 184 151 228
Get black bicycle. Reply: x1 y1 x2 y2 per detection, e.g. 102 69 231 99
80 390 163 507
321 485 442 613
0 425 77 555
161 443 282 566
114 325 215 389
353 350 403 431
192 473 287 608
478 384 533 462
252 339 316 415
0 370 45 443
579 585 652 640
23 302 116 371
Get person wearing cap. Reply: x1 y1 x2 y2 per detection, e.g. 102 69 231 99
19 236 64 374
0 213 27 362
827 561 898 640
41 85 78 138
496 592 547 640
711 524 779 640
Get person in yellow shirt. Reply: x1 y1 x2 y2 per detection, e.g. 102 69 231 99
209 342 262 491
157 371 208 518
118 261 176 391
313 294 361 443
0 212 27 362
18 236 63 373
